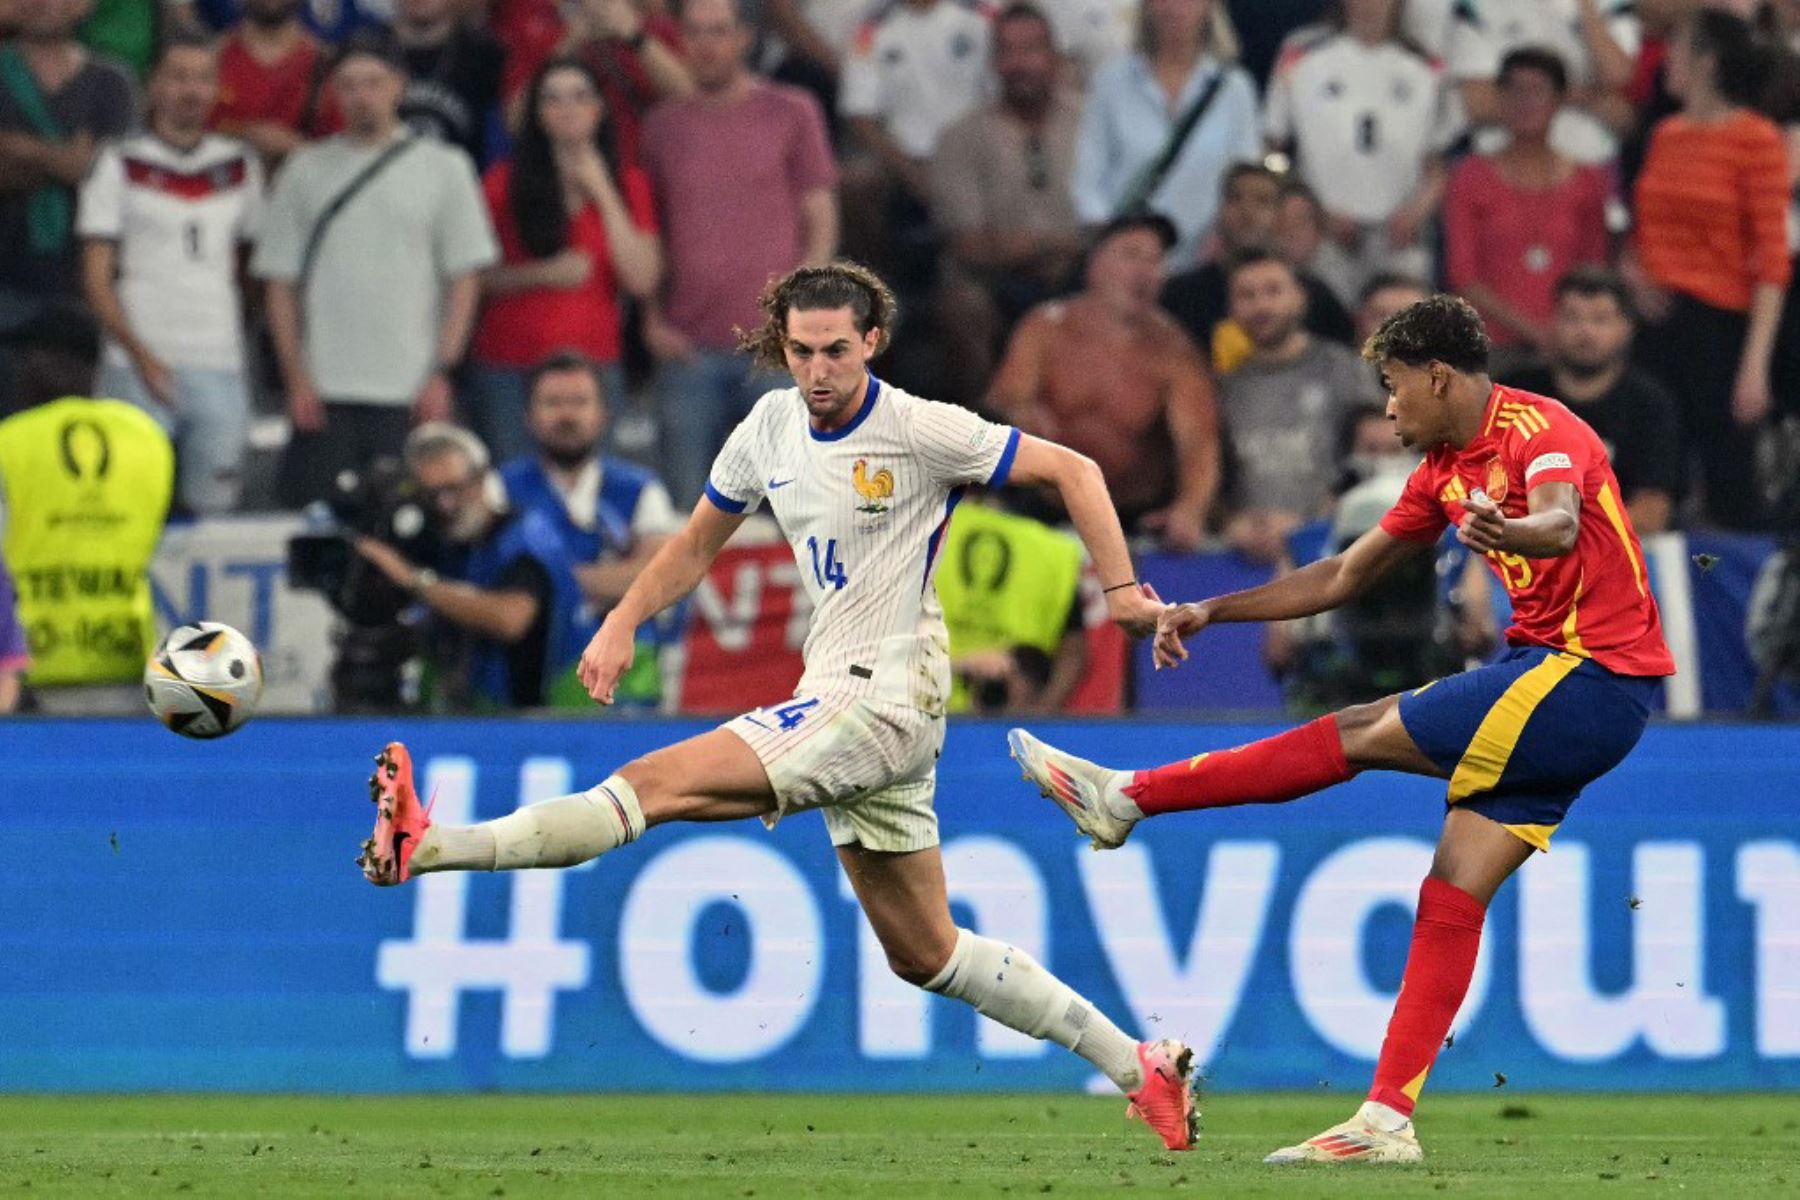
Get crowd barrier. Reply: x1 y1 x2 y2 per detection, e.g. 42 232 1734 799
5 717 1797 1093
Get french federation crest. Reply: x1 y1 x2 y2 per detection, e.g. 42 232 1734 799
852 459 893 514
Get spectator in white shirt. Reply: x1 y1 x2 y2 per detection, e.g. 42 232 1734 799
79 31 262 515
1264 0 1458 308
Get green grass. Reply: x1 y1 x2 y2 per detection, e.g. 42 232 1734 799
0 1093 1795 1197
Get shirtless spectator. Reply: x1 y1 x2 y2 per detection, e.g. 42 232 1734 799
1162 162 1354 377
209 0 342 168
987 212 1220 551
1218 249 1382 565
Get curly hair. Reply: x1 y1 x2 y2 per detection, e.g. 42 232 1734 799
1361 293 1490 375
737 260 899 372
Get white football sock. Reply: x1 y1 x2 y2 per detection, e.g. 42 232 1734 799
1101 770 1146 822
924 928 1144 1091
411 775 645 874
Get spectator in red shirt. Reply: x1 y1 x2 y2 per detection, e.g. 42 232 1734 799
1444 47 1611 371
208 0 341 168
467 56 661 466
639 0 838 506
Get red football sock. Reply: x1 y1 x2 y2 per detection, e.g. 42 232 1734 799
1124 715 1356 816
1367 877 1488 1118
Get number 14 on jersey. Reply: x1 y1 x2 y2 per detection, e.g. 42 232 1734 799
807 536 848 590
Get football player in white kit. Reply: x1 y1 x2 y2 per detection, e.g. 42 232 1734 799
360 261 1199 1151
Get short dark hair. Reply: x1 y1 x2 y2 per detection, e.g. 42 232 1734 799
1554 265 1636 321
1498 45 1569 93
150 28 216 73
333 28 407 75
738 260 899 371
1093 209 1179 254
994 1 1054 38
1224 247 1297 287
1358 271 1432 308
1223 161 1280 194
1362 294 1491 374
528 349 609 401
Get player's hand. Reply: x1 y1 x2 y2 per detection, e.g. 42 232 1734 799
1106 580 1164 639
353 536 416 588
1456 491 1508 554
288 378 326 433
1153 600 1212 670
577 615 636 705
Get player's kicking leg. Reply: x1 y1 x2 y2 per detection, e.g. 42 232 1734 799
1008 694 1437 849
358 727 776 884
838 840 1199 1151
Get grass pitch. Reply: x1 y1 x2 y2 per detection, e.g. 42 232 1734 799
0 1093 1794 1197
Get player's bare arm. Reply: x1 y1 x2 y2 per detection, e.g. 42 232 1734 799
1002 434 1164 637
577 496 746 703
1153 527 1429 668
1456 482 1579 557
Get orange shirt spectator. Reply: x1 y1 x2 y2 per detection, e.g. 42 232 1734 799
1633 109 1790 314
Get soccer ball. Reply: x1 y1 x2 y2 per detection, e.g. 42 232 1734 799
144 621 265 739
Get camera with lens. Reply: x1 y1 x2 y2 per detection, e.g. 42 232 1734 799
287 458 442 711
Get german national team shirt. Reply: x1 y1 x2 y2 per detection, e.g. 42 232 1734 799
1379 383 1674 677
77 133 263 372
705 376 1021 715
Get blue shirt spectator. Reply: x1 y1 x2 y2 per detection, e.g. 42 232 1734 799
1070 0 1260 266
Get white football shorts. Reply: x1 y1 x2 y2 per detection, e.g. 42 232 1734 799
723 692 945 853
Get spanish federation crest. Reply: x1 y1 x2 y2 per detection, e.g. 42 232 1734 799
1485 457 1509 505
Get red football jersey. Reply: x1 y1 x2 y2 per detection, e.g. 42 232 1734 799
1379 383 1675 677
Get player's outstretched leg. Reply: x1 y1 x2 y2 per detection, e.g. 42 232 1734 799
1011 698 1440 848
360 730 775 885
1266 809 1532 1165
840 843 1199 1151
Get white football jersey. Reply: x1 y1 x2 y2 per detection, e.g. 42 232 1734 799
76 133 263 372
1265 33 1459 224
705 377 1020 716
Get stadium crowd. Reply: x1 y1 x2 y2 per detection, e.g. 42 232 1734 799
1 0 1798 715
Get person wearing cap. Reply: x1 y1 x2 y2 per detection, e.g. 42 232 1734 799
252 29 498 509
986 212 1220 551
0 304 174 714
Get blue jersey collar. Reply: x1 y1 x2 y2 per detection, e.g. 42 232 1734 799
809 374 881 442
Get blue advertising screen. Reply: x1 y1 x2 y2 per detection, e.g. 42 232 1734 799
3 717 1797 1093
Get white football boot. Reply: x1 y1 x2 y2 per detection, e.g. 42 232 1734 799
1264 1101 1424 1164
1007 728 1138 849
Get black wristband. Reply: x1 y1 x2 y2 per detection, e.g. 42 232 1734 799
1101 580 1139 595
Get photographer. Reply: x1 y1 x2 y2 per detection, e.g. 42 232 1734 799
353 422 585 710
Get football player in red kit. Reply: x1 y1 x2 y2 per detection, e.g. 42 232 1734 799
1011 294 1674 1163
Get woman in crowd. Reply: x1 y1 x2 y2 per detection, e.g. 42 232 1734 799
1627 8 1789 529
1071 0 1260 266
1264 0 1456 307
466 57 661 465
1445 46 1611 371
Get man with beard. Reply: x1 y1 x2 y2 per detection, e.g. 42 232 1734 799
352 421 586 709
1509 267 1683 533
209 0 341 167
1218 248 1383 565
499 351 680 701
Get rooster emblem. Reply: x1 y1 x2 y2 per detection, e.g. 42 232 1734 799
852 458 894 513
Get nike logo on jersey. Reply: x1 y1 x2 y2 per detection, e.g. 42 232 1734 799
768 478 794 489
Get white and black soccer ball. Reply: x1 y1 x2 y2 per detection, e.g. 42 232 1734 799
144 621 265 739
